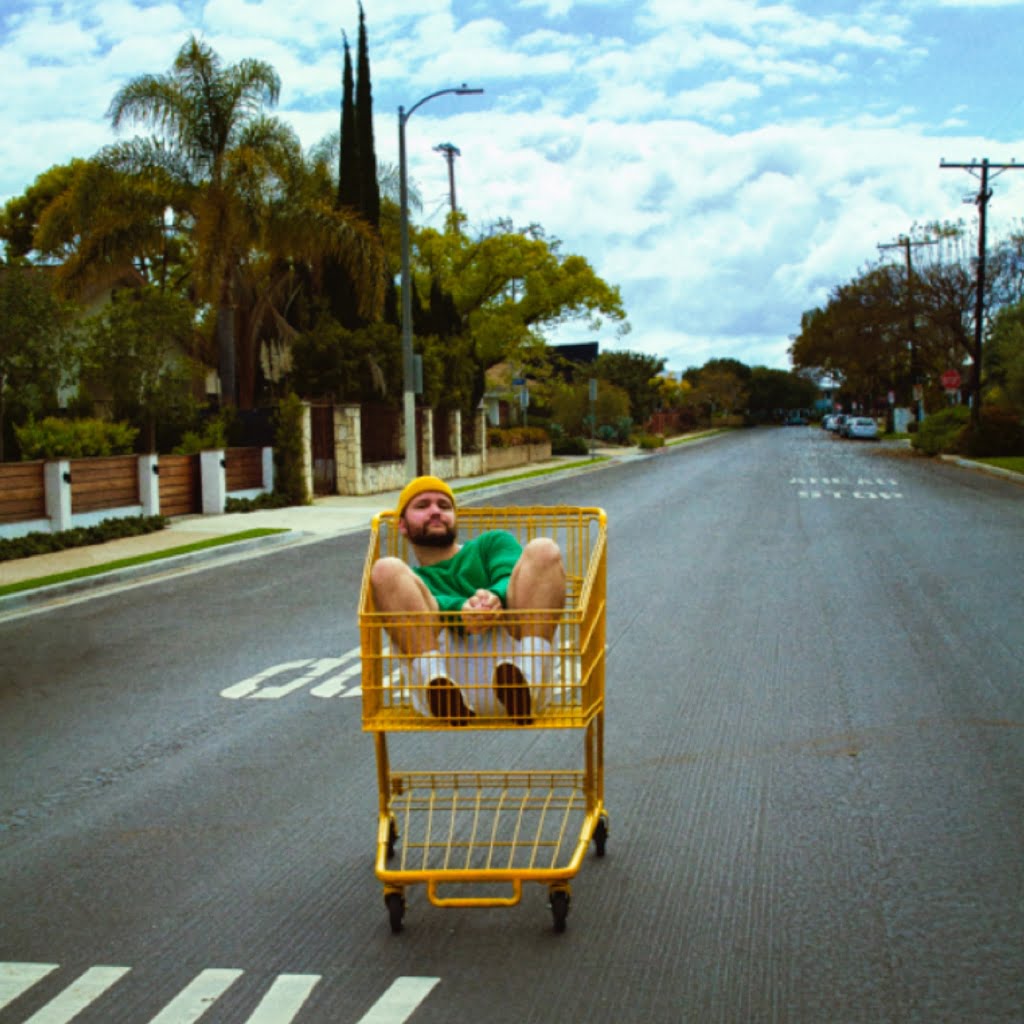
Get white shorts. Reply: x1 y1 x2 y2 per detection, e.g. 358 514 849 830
406 630 558 718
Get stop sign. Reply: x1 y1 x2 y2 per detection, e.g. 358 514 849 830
941 369 961 390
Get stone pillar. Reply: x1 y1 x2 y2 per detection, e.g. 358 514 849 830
200 449 226 515
420 407 434 477
451 409 464 476
476 406 489 471
336 404 362 494
139 454 160 516
299 401 313 502
45 460 72 533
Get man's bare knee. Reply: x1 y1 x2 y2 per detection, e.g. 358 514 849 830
521 538 565 580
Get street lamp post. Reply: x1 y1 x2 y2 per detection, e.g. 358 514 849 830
399 85 483 482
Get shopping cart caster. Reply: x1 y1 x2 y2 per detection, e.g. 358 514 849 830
385 891 406 934
592 815 609 858
549 887 571 933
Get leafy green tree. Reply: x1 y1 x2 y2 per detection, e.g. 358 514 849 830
82 285 197 451
747 366 819 420
104 36 296 407
986 299 1024 411
593 349 665 424
0 266 78 460
415 219 628 418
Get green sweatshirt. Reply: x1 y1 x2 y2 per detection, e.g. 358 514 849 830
414 530 523 614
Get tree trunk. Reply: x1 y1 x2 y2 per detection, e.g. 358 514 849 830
217 301 236 408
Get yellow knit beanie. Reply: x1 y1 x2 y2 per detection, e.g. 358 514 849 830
396 475 455 516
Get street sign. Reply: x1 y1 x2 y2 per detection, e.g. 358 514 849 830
941 369 961 390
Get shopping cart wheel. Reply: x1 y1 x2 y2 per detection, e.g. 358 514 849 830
385 891 406 934
593 815 609 858
387 818 399 860
549 888 571 933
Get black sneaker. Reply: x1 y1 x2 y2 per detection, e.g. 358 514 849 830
427 677 474 725
494 663 533 724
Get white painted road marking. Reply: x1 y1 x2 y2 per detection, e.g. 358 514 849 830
147 968 244 1024
221 649 363 700
244 973 321 1023
0 963 437 1023
22 965 130 1024
356 977 440 1024
0 964 57 1011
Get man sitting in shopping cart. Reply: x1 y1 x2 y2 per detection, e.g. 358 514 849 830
369 475 566 724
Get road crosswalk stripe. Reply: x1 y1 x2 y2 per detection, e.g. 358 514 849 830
1 964 437 1023
146 968 243 1024
0 964 57 1011
243 974 320 1023
355 978 440 1024
22 966 130 1024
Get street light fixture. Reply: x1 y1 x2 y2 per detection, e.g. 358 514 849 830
399 85 483 482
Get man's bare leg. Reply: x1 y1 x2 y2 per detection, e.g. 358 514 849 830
498 539 566 722
370 557 471 722
506 538 566 640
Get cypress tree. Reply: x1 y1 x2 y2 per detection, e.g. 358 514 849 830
355 3 380 228
338 33 358 210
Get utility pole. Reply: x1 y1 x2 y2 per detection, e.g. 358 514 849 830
878 234 938 425
433 142 461 225
940 158 1022 426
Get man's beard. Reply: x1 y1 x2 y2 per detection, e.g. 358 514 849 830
406 519 457 548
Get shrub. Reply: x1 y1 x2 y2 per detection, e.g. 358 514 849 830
15 416 139 459
912 406 970 456
486 426 549 448
225 491 293 513
637 433 665 450
173 415 228 455
962 407 1024 457
273 392 310 506
551 436 590 456
0 515 166 563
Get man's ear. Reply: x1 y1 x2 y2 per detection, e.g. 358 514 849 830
397 515 408 537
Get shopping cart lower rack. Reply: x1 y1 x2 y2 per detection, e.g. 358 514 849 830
359 506 608 933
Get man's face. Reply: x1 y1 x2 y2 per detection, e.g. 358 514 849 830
400 491 457 547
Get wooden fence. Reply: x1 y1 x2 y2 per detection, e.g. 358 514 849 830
0 461 45 524
69 455 140 514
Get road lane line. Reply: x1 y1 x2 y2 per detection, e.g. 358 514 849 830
23 966 130 1023
242 974 320 1023
355 978 440 1024
0 964 58 1010
147 968 243 1024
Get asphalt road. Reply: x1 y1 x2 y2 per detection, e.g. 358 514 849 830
1 428 1022 1023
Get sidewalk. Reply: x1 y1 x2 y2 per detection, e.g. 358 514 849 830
0 445 647 607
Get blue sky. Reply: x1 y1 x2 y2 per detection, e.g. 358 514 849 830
2 0 1023 373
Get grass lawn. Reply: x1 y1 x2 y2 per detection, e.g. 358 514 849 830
978 456 1024 475
0 528 288 598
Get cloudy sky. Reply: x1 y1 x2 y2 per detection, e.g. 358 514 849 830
2 0 1023 373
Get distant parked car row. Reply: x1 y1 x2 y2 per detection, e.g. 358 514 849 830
822 413 880 440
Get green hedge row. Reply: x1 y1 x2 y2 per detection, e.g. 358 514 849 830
0 515 167 563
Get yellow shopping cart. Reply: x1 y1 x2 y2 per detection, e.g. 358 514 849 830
359 505 608 932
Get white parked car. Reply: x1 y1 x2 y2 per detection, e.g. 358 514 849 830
846 416 879 440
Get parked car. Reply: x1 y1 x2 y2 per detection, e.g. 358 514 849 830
846 416 879 440
822 413 838 430
784 414 808 426
831 414 848 435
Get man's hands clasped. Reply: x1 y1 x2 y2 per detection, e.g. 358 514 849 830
460 589 503 634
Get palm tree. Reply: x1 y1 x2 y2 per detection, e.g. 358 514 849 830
106 36 292 406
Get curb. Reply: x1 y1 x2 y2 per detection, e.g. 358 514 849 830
0 530 302 613
939 455 1024 484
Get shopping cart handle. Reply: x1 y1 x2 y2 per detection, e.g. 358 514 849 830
427 879 523 908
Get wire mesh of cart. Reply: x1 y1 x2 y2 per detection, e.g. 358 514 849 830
358 505 608 932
